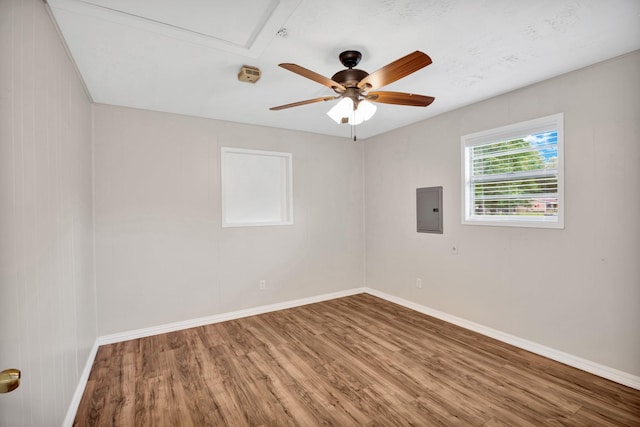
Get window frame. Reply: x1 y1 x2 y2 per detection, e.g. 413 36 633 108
461 113 564 229
221 147 293 228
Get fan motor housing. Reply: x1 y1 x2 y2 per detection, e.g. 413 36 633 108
238 65 261 83
331 68 368 88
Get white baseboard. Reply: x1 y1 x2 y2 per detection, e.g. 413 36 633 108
365 288 640 391
65 287 365 424
62 339 100 427
66 285 639 424
98 287 367 345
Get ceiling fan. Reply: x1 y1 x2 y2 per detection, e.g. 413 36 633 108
270 50 435 133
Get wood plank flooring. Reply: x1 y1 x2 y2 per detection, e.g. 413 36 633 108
74 294 640 426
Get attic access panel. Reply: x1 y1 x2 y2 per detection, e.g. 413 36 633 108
48 0 301 57
417 186 443 234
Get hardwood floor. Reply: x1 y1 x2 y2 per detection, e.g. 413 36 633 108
74 294 640 426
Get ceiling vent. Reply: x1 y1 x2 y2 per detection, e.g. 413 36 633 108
238 65 261 83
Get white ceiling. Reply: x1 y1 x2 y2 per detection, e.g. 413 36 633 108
48 0 640 140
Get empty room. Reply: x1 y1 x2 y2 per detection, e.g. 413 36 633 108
1 0 639 425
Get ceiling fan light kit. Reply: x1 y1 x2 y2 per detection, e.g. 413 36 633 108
271 50 435 138
327 98 377 125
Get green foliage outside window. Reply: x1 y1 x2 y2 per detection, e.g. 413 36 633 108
471 133 558 216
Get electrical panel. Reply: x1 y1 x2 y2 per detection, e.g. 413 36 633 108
417 186 443 234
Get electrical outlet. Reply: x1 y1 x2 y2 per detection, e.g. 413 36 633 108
259 280 266 290
416 278 423 289
451 244 458 255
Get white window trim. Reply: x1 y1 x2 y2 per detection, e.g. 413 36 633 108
221 147 293 228
461 113 564 229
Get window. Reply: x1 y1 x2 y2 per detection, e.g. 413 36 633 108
221 147 293 227
461 113 564 228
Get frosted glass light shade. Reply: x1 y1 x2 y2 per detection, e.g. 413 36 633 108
356 100 377 123
327 98 354 124
327 98 377 125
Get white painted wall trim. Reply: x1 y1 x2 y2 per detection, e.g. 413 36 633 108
365 288 640 391
98 288 367 345
65 286 639 424
62 340 100 427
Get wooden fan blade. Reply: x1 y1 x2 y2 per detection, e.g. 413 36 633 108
367 91 435 107
270 96 338 111
279 64 346 91
357 51 432 91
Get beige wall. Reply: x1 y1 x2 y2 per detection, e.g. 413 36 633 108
0 0 96 425
92 105 365 335
365 51 640 375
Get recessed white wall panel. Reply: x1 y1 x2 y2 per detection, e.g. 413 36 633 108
222 148 293 227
